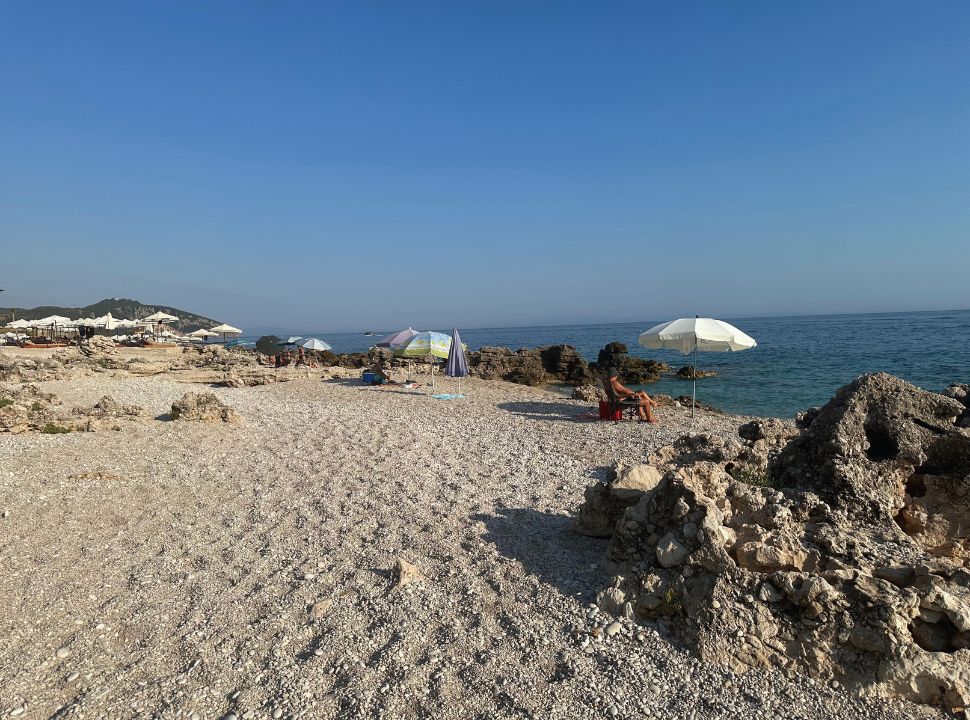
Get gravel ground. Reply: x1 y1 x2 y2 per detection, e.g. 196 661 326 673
0 372 939 719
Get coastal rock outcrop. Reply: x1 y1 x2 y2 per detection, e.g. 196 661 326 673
170 392 241 423
466 345 595 387
578 373 970 709
571 384 604 403
594 342 669 384
676 366 718 380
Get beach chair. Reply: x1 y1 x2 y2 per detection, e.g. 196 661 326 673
600 377 641 422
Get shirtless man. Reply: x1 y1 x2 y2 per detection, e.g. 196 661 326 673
608 367 658 423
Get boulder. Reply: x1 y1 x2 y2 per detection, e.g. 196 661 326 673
571 384 604 403
676 366 718 380
594 342 669 384
466 344 594 387
170 392 241 423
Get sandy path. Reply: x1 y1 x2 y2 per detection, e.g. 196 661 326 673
0 375 936 719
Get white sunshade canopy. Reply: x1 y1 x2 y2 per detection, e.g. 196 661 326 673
32 315 73 327
210 324 242 335
7 319 32 329
143 311 179 323
188 328 218 338
299 338 332 351
638 317 757 355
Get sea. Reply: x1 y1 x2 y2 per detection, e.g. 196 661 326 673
253 309 970 419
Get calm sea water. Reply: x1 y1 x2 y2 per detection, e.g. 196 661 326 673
263 310 970 418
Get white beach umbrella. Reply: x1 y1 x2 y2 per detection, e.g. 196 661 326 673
210 323 242 342
299 338 332 351
210 323 242 335
638 316 757 419
8 319 31 329
143 311 179 323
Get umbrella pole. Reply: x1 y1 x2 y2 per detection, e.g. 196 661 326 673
691 341 697 422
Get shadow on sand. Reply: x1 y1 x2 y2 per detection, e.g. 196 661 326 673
497 400 598 423
473 507 610 602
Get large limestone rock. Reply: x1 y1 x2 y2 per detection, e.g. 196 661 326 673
594 342 669 384
170 392 241 423
466 345 595 387
580 373 970 709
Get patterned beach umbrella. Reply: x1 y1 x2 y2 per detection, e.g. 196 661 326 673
445 328 468 396
396 331 451 392
394 331 451 359
376 327 419 348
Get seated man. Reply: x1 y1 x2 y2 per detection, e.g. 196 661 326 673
370 359 393 385
608 367 658 423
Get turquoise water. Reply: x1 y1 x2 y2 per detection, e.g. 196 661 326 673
265 309 970 418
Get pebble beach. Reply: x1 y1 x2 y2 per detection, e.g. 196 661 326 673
0 349 944 720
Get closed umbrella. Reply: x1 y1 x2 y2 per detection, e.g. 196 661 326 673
445 328 469 396
299 338 332 351
638 316 756 419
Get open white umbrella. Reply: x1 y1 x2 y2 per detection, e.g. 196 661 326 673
210 323 242 342
299 338 332 351
189 328 218 343
143 311 179 323
638 316 756 419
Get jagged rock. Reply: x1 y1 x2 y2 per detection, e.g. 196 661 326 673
466 345 594 387
676 366 718 380
73 395 144 418
77 336 117 357
579 373 970 709
573 463 663 538
391 558 425 590
170 392 241 423
0 385 65 433
594 342 669 384
571 384 604 402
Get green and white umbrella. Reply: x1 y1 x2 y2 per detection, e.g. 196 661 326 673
394 331 452 391
394 331 452 359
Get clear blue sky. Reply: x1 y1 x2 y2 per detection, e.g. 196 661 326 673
1 1 968 332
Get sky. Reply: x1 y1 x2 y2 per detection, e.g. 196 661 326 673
1 1 968 332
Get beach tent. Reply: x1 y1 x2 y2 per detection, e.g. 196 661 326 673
444 328 469 396
299 338 332 351
638 316 756 420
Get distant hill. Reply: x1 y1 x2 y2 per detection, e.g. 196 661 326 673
0 298 220 332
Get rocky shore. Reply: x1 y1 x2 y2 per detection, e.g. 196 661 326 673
0 345 964 719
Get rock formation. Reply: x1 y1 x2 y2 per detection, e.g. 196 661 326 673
595 342 669 384
676 366 718 380
466 345 596 387
575 373 970 709
170 392 241 423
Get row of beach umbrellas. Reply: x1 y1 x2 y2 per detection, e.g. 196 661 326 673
6 311 245 344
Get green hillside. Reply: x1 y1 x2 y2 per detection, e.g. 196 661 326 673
0 298 220 332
